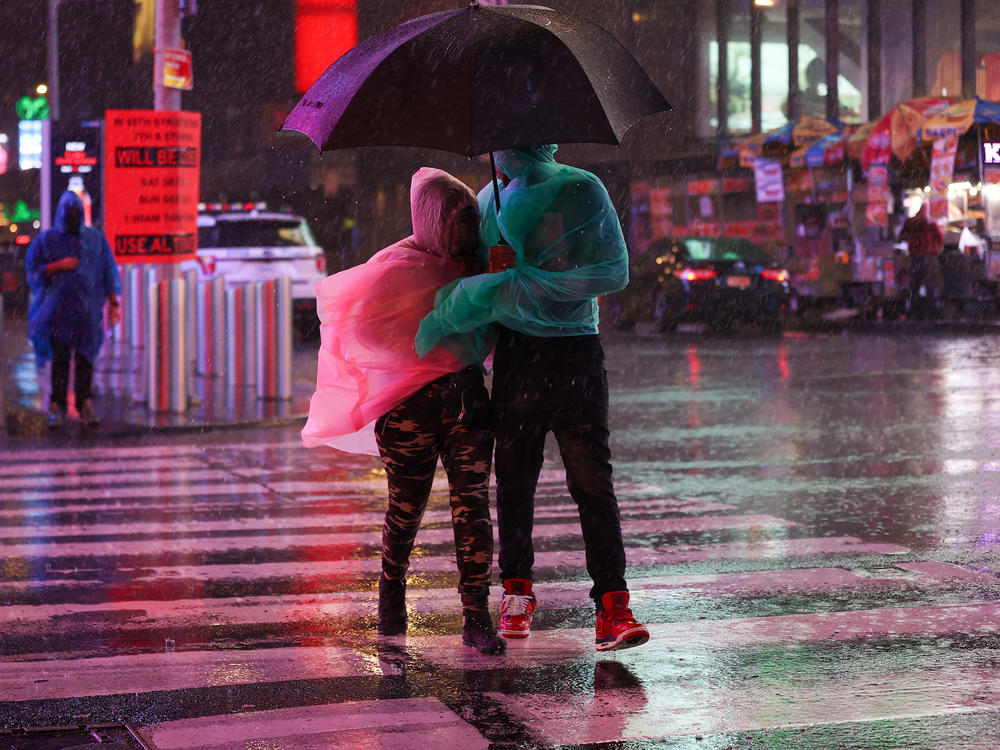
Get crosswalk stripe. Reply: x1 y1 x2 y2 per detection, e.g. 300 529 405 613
8 600 1000 703
4 565 992 630
0 440 307 463
0 515 801 558
139 699 489 750
0 498 735 539
0 539 909 598
486 662 1000 746
0 467 263 490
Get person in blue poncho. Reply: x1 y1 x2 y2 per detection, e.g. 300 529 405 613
26 190 121 428
416 145 649 652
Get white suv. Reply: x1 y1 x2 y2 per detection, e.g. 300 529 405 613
182 203 327 337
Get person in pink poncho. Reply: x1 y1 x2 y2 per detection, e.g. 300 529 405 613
302 167 504 654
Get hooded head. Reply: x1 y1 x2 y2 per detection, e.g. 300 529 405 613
410 167 479 268
54 190 85 235
493 145 559 183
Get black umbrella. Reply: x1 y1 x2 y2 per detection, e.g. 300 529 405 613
281 2 671 209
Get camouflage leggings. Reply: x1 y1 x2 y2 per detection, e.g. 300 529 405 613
375 368 494 610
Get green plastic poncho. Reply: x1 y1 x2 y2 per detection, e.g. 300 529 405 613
415 145 628 356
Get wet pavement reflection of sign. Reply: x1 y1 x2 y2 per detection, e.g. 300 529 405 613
104 109 201 264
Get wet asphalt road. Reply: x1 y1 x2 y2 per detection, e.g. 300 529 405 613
2 326 1000 748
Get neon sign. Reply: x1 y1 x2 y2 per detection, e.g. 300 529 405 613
984 142 1000 165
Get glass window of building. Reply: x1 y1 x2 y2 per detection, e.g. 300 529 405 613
837 0 866 122
709 0 753 133
881 0 912 110
926 0 962 97
695 1 717 137
976 0 1000 100
757 1 790 131
797 0 829 118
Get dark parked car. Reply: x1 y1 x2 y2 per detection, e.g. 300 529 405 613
0 234 32 311
622 236 794 331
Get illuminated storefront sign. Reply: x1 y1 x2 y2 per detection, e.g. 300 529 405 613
0 134 8 175
18 120 43 170
984 142 1000 165
295 0 357 92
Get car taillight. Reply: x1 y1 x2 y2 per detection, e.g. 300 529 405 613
761 268 789 283
678 267 717 282
315 254 327 273
198 256 216 275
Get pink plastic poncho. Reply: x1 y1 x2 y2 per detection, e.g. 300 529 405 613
302 168 487 454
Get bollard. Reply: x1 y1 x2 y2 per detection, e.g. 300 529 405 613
184 269 198 363
225 284 256 387
124 265 156 349
0 295 4 434
196 277 226 376
145 277 188 413
255 277 293 400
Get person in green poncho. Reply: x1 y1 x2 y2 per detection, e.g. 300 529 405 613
416 145 650 652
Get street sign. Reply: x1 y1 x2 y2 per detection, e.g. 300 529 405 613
163 48 193 91
104 109 201 264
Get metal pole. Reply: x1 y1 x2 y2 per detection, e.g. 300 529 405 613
196 277 225 376
255 277 292 400
154 0 182 112
47 0 60 122
183 268 197 362
226 285 256 387
0 295 5 435
787 0 800 121
750 3 762 133
145 277 188 413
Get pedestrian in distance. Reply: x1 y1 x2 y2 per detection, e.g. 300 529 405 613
416 145 650 652
301 167 505 655
899 203 944 320
26 190 121 429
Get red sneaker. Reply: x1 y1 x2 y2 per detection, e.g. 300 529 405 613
499 578 537 638
595 591 649 652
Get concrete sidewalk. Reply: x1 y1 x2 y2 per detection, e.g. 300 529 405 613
2 310 316 439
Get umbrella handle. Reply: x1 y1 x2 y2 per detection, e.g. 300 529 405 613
489 151 509 246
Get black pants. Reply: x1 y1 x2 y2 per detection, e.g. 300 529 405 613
492 327 627 606
50 337 93 411
909 254 941 320
375 368 494 611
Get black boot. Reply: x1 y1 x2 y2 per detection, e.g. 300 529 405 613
378 574 407 636
462 609 506 655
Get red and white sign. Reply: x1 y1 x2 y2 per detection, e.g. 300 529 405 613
104 110 201 264
930 136 958 194
753 158 785 203
163 48 193 91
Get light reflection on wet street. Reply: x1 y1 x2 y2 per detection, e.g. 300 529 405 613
2 329 1000 748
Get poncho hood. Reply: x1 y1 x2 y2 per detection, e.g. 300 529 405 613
301 168 490 455
410 167 478 261
53 190 84 234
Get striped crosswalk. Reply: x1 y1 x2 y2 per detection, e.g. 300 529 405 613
2 436 1000 747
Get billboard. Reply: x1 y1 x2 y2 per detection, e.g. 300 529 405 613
104 109 200 264
48 120 104 229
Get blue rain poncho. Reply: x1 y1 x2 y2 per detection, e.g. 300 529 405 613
415 145 628 356
26 191 122 365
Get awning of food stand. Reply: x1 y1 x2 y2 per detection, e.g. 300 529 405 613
917 97 1000 141
789 125 854 168
858 97 956 167
762 115 841 147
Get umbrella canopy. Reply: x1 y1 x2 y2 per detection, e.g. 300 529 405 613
859 97 955 167
789 125 853 169
724 116 841 168
762 115 841 147
281 2 671 157
918 97 1000 141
